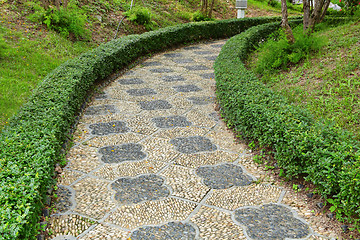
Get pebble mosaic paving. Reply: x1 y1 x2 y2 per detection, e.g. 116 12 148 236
48 40 336 239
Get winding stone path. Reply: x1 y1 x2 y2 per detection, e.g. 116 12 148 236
48 40 335 240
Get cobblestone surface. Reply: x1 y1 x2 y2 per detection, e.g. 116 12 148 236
47 40 337 240
84 104 116 115
130 222 196 240
139 99 172 110
99 143 147 163
170 136 217 154
173 84 202 92
187 96 215 105
234 204 311 240
152 115 192 128
196 163 253 189
111 174 170 204
88 121 129 135
54 186 73 213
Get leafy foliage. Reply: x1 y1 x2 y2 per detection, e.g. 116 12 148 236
215 18 360 234
27 2 90 40
253 25 326 75
0 16 283 239
192 10 215 21
124 7 152 25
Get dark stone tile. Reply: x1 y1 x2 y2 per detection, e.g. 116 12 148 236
209 112 220 122
164 53 183 58
173 84 202 92
210 43 225 48
99 143 146 163
152 116 192 128
172 58 194 64
184 65 209 71
95 93 108 99
204 55 217 61
196 163 252 189
130 222 196 240
142 61 162 66
85 104 116 115
55 186 73 213
183 46 201 50
149 68 174 73
194 51 213 55
199 73 215 79
188 96 215 105
126 88 157 96
170 136 217 154
89 121 130 135
234 204 310 240
118 78 144 85
161 75 186 82
111 174 170 204
139 100 172 110
124 70 135 76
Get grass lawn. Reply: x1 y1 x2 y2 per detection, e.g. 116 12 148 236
0 19 95 129
253 22 360 139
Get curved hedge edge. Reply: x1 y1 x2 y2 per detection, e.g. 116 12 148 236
0 16 294 239
214 19 360 232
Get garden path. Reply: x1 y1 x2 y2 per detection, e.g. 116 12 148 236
47 40 336 240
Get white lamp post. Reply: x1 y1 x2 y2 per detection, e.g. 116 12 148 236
236 0 247 18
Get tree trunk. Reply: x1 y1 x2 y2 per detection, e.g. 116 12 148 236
308 0 325 32
55 0 61 11
319 0 330 23
303 0 310 32
63 0 68 9
281 0 295 43
303 0 330 34
208 0 215 18
40 0 50 9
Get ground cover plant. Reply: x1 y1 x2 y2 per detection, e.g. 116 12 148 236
215 19 360 236
251 21 360 140
0 21 93 130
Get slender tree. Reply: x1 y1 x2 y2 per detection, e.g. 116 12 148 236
208 0 216 18
40 0 68 10
303 0 331 33
281 0 295 43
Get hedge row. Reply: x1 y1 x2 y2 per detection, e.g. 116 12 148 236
0 17 290 239
214 21 360 231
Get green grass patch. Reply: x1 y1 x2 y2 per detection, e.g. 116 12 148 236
248 0 303 15
254 22 360 139
0 24 94 130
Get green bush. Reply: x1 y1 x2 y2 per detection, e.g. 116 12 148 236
124 7 152 25
28 2 90 41
192 11 214 22
253 25 326 75
0 16 285 239
268 0 281 8
215 18 360 234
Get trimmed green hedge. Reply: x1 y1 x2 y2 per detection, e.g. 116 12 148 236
215 21 360 231
0 17 287 239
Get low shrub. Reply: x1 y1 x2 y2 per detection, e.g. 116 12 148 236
192 11 215 22
27 2 90 41
0 16 285 239
215 19 360 233
124 7 152 25
253 25 326 75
